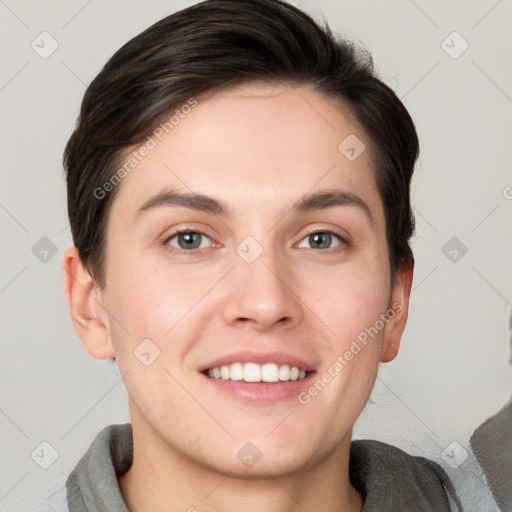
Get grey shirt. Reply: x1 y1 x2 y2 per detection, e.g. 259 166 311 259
57 423 462 511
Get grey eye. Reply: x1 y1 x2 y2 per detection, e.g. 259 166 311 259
166 231 212 250
297 231 343 250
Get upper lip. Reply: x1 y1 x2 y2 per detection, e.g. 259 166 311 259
198 350 316 373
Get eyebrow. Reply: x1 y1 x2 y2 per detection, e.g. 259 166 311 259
135 188 373 224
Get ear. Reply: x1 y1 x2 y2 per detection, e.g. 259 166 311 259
62 246 115 360
380 261 414 363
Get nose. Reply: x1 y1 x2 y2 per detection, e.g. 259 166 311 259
221 245 304 332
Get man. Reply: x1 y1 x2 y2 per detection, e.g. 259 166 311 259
58 0 461 509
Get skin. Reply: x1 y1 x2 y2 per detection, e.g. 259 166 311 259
63 82 413 512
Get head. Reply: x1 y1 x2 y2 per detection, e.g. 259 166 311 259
63 0 417 477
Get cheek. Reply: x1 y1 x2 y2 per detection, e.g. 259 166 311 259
305 252 390 340
316 283 388 383
105 255 215 361
104 261 201 415
302 251 391 403
299 270 390 424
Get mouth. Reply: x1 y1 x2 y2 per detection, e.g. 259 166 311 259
198 352 316 403
201 362 311 382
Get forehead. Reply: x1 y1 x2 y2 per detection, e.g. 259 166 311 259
109 82 384 227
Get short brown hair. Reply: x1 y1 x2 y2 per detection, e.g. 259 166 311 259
63 0 418 288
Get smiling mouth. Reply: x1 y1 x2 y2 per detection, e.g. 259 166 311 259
201 362 311 383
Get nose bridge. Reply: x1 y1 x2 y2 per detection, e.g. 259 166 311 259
221 234 303 329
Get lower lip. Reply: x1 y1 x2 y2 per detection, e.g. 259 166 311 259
200 372 315 403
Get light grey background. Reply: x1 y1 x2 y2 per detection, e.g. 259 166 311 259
1 1 511 510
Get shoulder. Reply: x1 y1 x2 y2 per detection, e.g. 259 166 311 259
350 439 461 511
65 423 133 511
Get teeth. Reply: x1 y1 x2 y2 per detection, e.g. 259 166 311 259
230 362 244 381
244 362 261 382
261 363 279 382
205 362 309 382
278 364 290 381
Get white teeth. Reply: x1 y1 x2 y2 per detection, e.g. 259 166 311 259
244 362 261 382
278 364 290 381
230 362 244 381
261 363 279 382
220 365 230 380
204 362 309 382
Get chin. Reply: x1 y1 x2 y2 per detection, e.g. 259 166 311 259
200 446 321 479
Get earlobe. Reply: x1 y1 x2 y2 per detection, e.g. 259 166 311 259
380 262 414 363
62 247 115 360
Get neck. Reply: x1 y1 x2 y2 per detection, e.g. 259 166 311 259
119 410 363 512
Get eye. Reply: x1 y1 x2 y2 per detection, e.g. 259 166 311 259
297 230 347 250
165 230 213 252
163 228 348 254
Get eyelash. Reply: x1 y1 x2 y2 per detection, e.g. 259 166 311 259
163 227 349 255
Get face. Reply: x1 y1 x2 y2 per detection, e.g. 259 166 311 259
91 82 409 476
